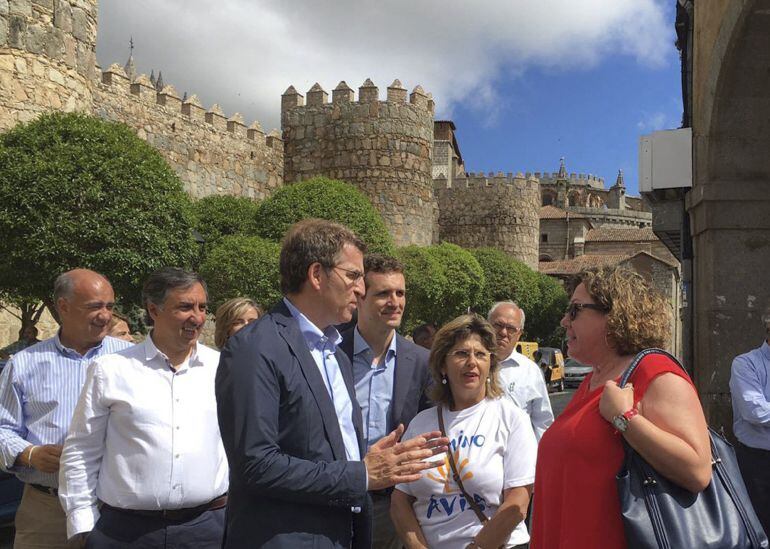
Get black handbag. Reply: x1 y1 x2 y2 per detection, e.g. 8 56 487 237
616 348 769 549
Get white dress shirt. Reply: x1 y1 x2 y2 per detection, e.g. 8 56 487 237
59 335 229 539
498 349 554 441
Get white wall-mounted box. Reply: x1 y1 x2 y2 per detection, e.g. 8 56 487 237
639 127 692 192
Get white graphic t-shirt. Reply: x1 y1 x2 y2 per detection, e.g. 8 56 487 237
396 397 537 548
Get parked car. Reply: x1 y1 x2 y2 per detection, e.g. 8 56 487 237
564 358 592 388
515 341 539 362
533 347 565 393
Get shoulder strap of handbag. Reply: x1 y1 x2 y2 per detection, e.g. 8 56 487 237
437 405 489 523
618 347 691 388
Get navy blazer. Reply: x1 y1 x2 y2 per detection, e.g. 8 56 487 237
339 328 432 438
216 301 371 549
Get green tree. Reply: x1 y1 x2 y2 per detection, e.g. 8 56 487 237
254 177 394 253
191 195 261 249
199 236 282 312
527 273 570 347
0 112 197 328
398 243 485 333
470 247 541 318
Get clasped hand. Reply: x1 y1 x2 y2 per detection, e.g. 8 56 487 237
599 380 635 423
364 425 448 491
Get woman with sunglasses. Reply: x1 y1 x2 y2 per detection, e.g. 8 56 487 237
391 314 537 549
530 266 711 549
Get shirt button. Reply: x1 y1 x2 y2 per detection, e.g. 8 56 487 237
175 454 180 459
176 426 180 430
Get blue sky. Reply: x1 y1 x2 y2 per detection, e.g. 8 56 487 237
96 0 681 198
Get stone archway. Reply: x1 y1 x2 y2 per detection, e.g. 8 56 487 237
688 0 770 428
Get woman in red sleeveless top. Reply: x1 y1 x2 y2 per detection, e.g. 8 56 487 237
530 267 712 549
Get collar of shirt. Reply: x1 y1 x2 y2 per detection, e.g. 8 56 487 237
499 349 523 368
283 297 342 352
144 331 203 372
53 331 106 360
762 341 770 361
353 326 397 368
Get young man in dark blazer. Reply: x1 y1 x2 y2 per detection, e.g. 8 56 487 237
340 254 432 549
215 220 446 549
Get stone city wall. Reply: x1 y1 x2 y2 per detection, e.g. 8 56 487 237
281 79 438 246
0 0 97 130
435 172 541 269
92 65 283 200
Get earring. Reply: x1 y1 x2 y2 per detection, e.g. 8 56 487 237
485 377 491 384
441 376 447 385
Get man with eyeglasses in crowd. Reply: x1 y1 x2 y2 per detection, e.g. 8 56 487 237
215 219 447 549
488 301 554 441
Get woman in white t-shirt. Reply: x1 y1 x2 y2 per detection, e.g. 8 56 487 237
391 314 537 549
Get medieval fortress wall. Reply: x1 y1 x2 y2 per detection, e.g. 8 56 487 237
281 80 437 247
435 173 541 269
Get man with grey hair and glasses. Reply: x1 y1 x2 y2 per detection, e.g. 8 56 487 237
0 269 131 549
488 301 553 441
59 267 228 548
729 306 770 536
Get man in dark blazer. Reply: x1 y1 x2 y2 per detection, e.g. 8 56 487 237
215 219 447 549
340 254 431 549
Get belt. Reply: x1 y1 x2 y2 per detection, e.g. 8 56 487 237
29 483 58 496
102 494 227 522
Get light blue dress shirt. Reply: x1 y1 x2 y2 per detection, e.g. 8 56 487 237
730 340 770 451
353 328 396 449
0 333 131 487
283 298 361 462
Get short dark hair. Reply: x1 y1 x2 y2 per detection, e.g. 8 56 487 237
363 254 404 290
411 323 435 343
142 267 207 326
279 219 366 294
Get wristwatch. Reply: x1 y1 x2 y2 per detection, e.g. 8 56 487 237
612 407 639 432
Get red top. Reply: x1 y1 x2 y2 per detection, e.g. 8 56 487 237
529 354 693 549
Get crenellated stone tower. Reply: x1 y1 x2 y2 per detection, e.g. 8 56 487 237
281 79 438 246
435 172 541 269
0 0 98 130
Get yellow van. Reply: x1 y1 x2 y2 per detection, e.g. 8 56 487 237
515 341 539 362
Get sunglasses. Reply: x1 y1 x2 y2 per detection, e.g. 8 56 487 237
565 302 607 321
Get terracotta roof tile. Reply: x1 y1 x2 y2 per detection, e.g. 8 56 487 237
539 205 587 219
539 250 679 275
585 227 657 242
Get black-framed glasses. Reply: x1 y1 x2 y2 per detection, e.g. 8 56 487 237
330 265 365 283
492 321 521 334
565 302 607 321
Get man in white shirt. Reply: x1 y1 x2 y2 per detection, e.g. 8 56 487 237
59 268 228 548
488 301 554 441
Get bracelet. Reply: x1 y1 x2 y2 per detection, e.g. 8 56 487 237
27 445 36 467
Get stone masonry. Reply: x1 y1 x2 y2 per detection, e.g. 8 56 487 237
281 80 438 246
435 172 541 269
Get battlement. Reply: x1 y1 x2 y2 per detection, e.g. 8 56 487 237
535 171 605 189
97 64 280 151
435 172 540 192
281 79 435 115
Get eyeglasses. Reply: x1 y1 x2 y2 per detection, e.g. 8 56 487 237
565 302 607 321
492 321 521 334
330 265 365 283
449 349 492 362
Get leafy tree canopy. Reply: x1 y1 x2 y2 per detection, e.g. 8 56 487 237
254 177 394 254
398 243 485 333
527 272 570 348
199 235 282 312
191 194 261 249
0 112 197 319
470 247 541 319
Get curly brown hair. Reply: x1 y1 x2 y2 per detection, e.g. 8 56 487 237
428 314 504 406
574 266 671 355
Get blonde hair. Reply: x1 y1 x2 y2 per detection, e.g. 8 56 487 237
576 266 671 355
214 297 262 349
428 314 504 406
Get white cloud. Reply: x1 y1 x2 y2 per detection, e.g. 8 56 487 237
637 111 669 131
96 0 673 130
